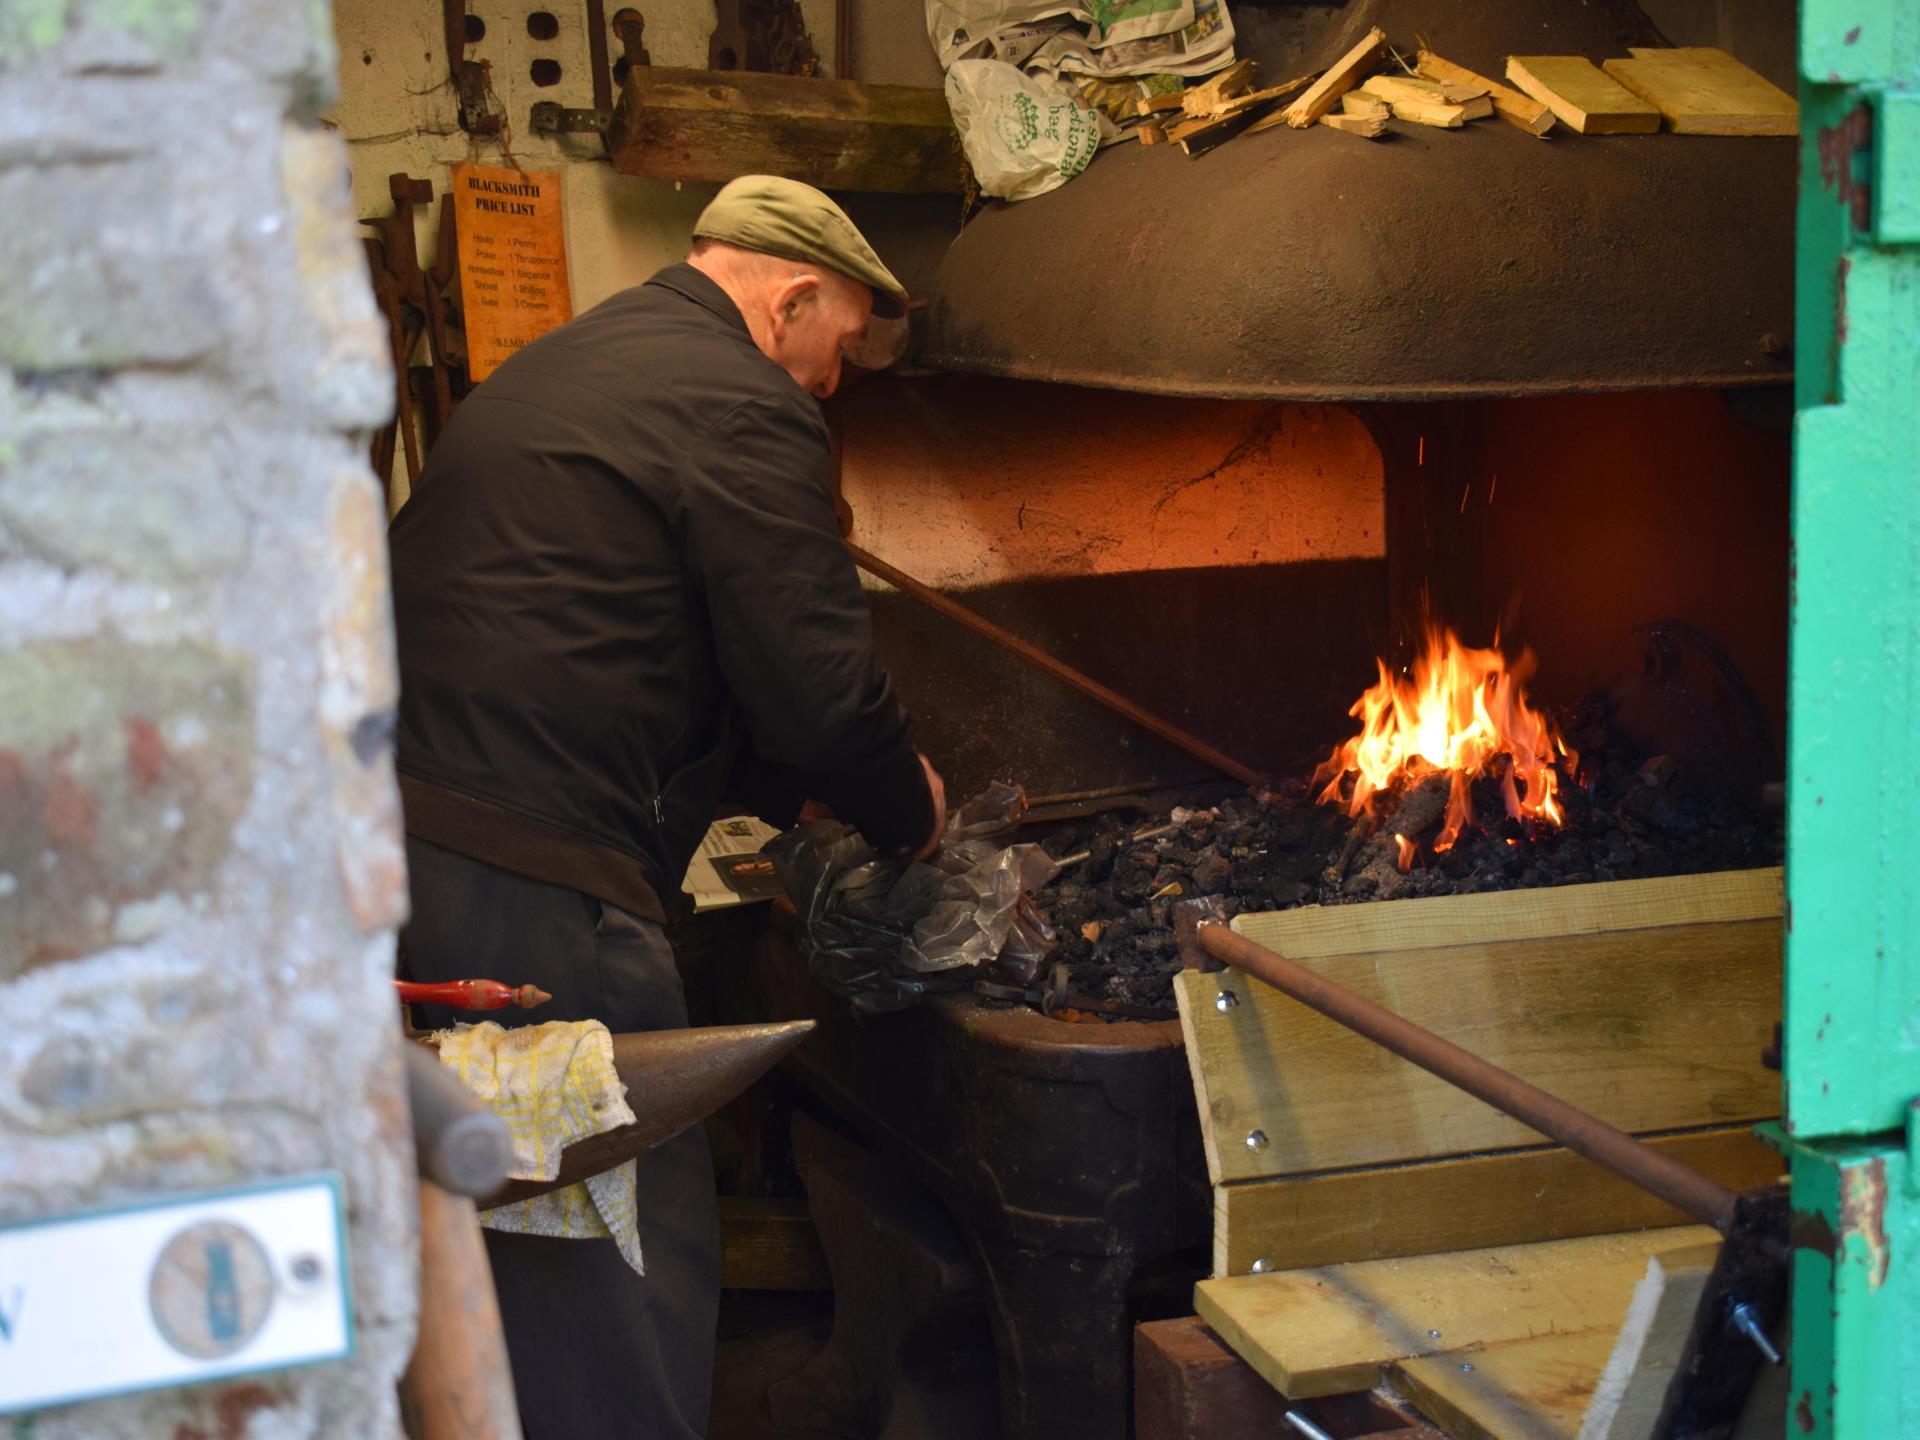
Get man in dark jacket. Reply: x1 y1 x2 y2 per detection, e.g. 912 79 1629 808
389 175 945 1438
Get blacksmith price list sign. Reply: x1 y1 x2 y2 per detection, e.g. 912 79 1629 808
452 162 573 381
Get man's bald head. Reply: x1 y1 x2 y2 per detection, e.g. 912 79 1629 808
688 239 872 400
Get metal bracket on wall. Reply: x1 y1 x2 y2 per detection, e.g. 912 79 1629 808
443 0 502 135
529 103 611 135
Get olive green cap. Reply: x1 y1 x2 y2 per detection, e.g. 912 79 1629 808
693 175 908 319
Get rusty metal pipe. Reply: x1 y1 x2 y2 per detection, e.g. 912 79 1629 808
847 542 1268 790
1195 921 1741 1233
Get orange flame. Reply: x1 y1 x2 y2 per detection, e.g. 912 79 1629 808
1315 626 1576 856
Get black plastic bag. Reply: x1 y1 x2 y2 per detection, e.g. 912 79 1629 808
764 782 1060 1013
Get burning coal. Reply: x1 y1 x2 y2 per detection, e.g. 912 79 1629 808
1314 626 1577 869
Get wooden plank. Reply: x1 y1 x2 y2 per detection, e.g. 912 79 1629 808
1139 123 1168 146
1601 47 1797 136
1319 112 1388 139
1136 1318 1431 1440
1194 1226 1715 1400
1577 1242 1719 1439
718 1196 831 1291
1237 867 1781 958
1212 1125 1783 1276
1416 50 1554 135
609 65 966 194
1341 92 1392 120
1505 56 1662 135
1282 26 1386 128
1175 869 1782 1184
1395 1330 1617 1440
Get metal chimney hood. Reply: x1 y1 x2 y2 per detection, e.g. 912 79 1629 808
917 1 1795 401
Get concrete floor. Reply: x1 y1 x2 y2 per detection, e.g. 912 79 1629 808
710 1290 1001 1440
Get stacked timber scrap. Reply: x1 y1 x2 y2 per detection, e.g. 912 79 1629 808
1101 35 1792 161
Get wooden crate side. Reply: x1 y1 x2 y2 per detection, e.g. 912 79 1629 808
1194 1226 1716 1400
1212 1125 1783 1276
1233 868 1781 959
1177 916 1780 1182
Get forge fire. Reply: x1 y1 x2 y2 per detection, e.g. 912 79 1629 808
1033 624 1783 1014
1312 625 1576 871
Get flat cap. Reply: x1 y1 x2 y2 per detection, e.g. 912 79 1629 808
693 175 908 319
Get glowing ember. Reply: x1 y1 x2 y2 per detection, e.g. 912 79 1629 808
1314 625 1576 869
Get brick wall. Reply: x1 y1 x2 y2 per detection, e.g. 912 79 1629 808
0 2 415 1435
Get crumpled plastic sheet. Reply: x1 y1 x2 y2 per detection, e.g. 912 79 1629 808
764 782 1061 1013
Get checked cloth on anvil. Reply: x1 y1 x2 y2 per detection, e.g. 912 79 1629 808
433 1020 645 1275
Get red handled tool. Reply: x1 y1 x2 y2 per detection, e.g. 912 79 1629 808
395 979 554 1011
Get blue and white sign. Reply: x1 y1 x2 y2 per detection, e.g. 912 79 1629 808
0 1175 352 1414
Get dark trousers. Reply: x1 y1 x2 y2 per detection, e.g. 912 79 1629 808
402 837 720 1440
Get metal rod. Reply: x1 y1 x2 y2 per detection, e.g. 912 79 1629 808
1195 921 1741 1233
585 0 614 113
847 542 1267 790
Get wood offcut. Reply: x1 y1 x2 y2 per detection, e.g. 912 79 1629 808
1282 26 1387 128
609 65 966 193
1416 49 1554 135
1320 111 1388 139
1506 55 1662 134
1601 47 1798 135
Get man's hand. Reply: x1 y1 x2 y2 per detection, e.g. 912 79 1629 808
910 753 947 862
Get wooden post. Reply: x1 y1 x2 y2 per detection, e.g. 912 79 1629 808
400 1181 522 1440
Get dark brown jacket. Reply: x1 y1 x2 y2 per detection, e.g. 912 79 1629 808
388 264 931 919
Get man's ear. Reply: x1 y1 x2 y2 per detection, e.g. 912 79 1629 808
767 272 822 338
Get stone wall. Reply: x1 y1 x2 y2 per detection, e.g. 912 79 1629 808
0 1 416 1435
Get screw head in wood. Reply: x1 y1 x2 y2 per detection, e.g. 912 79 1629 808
1249 1258 1272 1273
1215 990 1238 1012
1245 1128 1269 1152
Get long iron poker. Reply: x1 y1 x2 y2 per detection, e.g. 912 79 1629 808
847 542 1268 790
1193 920 1742 1235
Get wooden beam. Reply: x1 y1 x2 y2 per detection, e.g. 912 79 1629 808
1416 49 1554 135
1340 92 1392 120
1602 47 1798 136
609 65 966 194
1211 1124 1783 1277
1282 26 1386 128
1175 869 1782 1185
1505 55 1662 135
1194 1226 1717 1400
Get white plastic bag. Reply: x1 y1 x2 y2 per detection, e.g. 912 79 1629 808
944 60 1101 202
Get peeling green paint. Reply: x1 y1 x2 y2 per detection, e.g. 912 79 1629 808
1787 0 1920 1430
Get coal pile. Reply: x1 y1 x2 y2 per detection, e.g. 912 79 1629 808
1033 728 1782 1014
